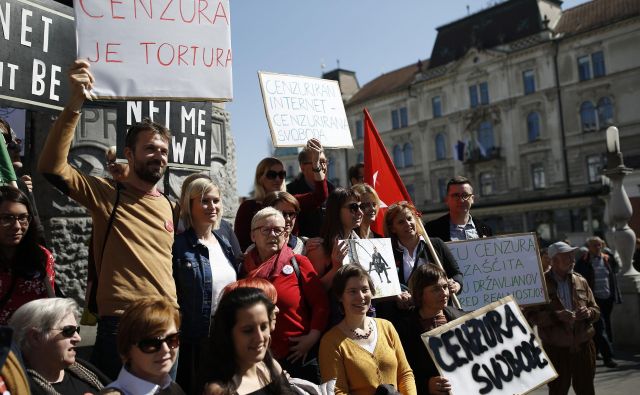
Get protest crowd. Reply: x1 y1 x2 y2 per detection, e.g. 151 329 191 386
0 56 629 395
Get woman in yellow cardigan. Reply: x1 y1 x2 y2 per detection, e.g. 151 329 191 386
319 265 417 395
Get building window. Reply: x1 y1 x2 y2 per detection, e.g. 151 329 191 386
592 51 605 78
406 184 415 203
392 107 408 129
578 51 606 81
393 144 404 168
437 178 447 202
523 70 535 95
391 110 399 130
403 143 413 167
479 172 495 196
435 133 446 160
587 154 604 183
578 56 591 81
527 112 541 142
580 101 597 132
432 96 442 118
477 121 495 153
469 82 489 108
287 165 294 180
597 97 614 127
357 151 364 164
355 119 363 139
531 163 546 189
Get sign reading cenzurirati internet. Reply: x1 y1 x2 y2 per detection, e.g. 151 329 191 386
258 71 353 148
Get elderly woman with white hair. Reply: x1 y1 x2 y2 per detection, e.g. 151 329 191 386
9 297 109 395
172 176 238 394
241 207 329 384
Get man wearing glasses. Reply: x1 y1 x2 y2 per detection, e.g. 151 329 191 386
425 176 493 242
287 146 335 237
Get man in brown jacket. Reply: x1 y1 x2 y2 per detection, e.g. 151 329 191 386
526 241 600 395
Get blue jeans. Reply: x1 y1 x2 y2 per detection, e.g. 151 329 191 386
90 316 178 380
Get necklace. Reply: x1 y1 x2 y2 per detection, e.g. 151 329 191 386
349 319 374 340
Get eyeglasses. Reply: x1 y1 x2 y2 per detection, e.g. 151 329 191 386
360 202 376 212
265 170 287 180
252 226 286 237
281 211 298 220
449 193 473 201
343 203 363 213
51 325 81 338
303 159 328 166
137 332 181 354
0 214 31 228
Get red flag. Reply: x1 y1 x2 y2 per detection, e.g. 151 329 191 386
363 108 413 234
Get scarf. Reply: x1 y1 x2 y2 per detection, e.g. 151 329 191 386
244 246 296 280
418 311 448 332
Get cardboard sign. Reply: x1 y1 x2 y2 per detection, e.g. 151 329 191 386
0 0 75 111
341 238 401 299
446 233 548 311
258 71 353 148
73 0 232 101
422 296 557 395
113 100 212 169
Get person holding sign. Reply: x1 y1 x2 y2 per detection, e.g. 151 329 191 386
319 264 416 395
383 202 463 298
525 241 600 395
37 60 178 379
234 139 328 252
396 264 466 395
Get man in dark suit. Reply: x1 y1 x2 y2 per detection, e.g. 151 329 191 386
425 176 492 241
286 147 335 237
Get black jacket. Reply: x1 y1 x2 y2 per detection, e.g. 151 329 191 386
424 213 493 242
286 175 335 238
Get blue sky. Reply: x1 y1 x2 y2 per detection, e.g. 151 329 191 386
228 0 588 196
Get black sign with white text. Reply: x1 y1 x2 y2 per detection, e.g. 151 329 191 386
0 0 75 111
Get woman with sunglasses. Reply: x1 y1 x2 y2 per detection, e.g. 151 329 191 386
10 298 109 395
172 177 237 394
204 287 296 395
101 298 185 395
396 264 464 395
351 183 382 239
383 202 462 312
0 185 56 325
241 207 328 383
319 265 416 395
306 187 363 290
262 191 307 254
234 138 328 251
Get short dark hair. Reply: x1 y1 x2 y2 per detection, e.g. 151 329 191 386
348 163 365 180
124 118 171 150
408 264 447 310
331 264 376 300
297 148 311 165
446 175 472 194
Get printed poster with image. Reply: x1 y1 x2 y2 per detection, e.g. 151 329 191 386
340 238 401 299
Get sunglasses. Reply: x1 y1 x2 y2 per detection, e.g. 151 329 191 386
265 170 286 180
137 332 181 354
52 325 81 338
281 211 298 220
343 203 363 213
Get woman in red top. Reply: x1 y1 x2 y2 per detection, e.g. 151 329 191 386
0 186 55 325
241 207 329 384
234 139 328 251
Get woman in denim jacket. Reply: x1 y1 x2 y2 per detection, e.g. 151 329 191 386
172 177 237 394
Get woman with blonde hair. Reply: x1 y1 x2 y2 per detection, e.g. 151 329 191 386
234 139 328 251
351 183 382 239
172 177 237 393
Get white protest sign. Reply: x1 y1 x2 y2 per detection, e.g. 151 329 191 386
340 238 401 299
73 0 232 101
446 233 548 311
422 296 557 395
258 72 353 148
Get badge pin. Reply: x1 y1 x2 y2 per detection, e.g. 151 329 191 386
282 264 294 275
